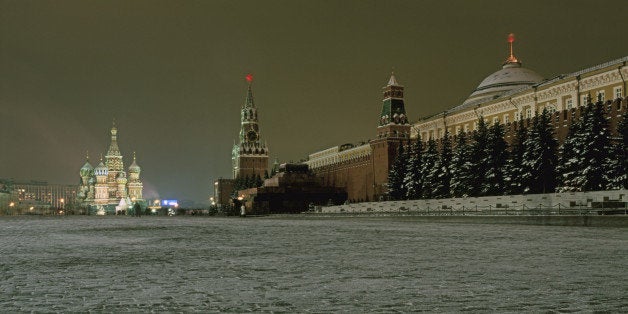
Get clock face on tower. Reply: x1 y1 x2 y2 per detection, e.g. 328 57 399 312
247 130 258 142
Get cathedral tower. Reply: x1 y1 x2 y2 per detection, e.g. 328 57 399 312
232 74 269 180
94 156 109 204
105 120 125 200
127 152 144 201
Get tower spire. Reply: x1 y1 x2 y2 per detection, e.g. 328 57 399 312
505 33 519 64
388 70 399 86
244 74 255 108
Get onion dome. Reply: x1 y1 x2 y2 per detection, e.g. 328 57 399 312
463 34 544 105
80 152 94 177
116 171 127 183
94 156 108 176
128 152 141 173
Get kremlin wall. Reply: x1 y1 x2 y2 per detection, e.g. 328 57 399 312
218 36 627 213
303 38 627 204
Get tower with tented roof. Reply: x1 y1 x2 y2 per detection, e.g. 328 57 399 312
232 74 269 180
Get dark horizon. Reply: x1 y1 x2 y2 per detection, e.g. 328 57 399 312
1 0 627 203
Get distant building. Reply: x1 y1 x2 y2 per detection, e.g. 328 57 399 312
0 178 76 214
213 177 234 209
237 164 347 214
76 122 144 214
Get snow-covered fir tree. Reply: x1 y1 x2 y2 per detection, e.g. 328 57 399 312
504 119 527 194
521 108 558 194
450 130 474 197
387 143 408 200
421 139 439 199
469 117 489 196
610 110 628 189
569 101 614 191
482 121 508 196
557 114 584 192
403 137 423 199
431 131 452 198
601 105 627 189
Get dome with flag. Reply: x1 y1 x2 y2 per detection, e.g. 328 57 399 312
463 34 544 105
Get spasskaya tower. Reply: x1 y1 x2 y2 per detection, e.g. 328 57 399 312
232 74 269 180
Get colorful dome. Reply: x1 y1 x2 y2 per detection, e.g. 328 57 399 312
94 161 108 176
129 153 141 173
116 172 127 183
80 161 94 177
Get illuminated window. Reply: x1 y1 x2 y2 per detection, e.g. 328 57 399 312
598 90 605 102
581 94 589 106
525 108 532 119
514 111 521 121
503 114 509 124
492 117 499 125
463 124 469 132
614 86 623 99
566 98 573 110
455 125 461 134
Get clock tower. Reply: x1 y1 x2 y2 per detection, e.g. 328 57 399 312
232 74 269 180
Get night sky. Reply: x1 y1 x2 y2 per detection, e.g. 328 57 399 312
1 0 626 204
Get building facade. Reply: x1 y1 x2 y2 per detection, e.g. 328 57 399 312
304 74 411 202
305 37 626 202
413 37 627 144
0 178 77 214
232 75 269 180
76 122 144 213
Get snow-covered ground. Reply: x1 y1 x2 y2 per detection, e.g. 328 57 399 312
1 216 626 312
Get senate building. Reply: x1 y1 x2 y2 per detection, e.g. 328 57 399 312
305 35 627 202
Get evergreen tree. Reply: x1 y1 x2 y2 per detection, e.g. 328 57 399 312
244 174 254 189
421 139 440 199
482 121 508 196
578 102 614 191
450 130 474 197
387 143 408 200
403 137 423 199
432 131 453 198
469 117 489 196
263 170 270 180
557 117 584 192
231 176 243 197
607 111 628 189
504 119 527 194
255 174 263 187
521 109 558 194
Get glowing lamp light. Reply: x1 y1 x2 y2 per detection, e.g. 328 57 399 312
246 74 253 82
508 33 515 43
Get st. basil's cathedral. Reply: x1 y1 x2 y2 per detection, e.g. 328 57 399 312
76 122 144 214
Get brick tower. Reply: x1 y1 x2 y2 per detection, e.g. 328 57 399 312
370 73 411 198
232 74 269 180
